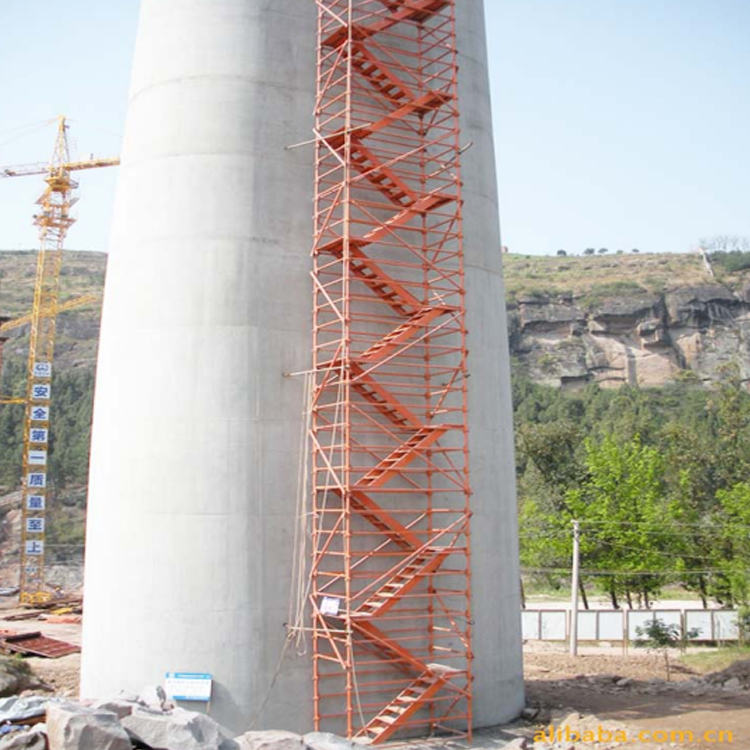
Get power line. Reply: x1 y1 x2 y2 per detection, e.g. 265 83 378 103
520 525 750 539
522 566 744 576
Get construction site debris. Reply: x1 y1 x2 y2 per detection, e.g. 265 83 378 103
0 696 50 724
46 701 132 750
19 599 82 613
3 615 41 623
1 633 79 659
40 615 82 625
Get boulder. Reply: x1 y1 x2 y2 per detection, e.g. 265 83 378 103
0 728 46 750
723 677 742 690
47 701 132 750
237 731 309 750
122 706 224 750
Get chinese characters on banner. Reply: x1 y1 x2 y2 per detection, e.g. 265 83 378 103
22 362 52 591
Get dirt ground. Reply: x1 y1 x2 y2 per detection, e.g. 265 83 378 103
523 643 750 749
0 603 747 749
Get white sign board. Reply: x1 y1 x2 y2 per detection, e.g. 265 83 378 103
31 384 51 401
521 611 540 640
320 597 341 616
25 540 44 556
577 611 598 641
28 450 47 466
31 406 50 422
26 495 45 511
540 610 567 640
598 611 624 641
33 363 52 378
164 673 212 702
715 611 739 640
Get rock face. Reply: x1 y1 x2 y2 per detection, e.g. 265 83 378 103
509 284 750 388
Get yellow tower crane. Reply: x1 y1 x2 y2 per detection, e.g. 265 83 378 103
0 116 118 602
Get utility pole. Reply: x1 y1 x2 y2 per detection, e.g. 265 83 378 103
570 519 581 656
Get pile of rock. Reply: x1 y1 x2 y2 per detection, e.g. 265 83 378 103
703 658 750 692
0 689 363 750
537 669 750 699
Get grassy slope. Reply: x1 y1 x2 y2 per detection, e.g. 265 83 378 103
502 251 748 305
681 647 750 674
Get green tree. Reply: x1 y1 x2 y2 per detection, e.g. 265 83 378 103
635 619 700 681
565 435 669 608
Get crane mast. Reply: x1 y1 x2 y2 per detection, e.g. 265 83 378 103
19 117 78 603
0 118 116 602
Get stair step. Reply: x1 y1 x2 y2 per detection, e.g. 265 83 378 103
323 1 450 48
349 490 421 550
359 306 451 363
354 669 445 744
356 425 448 490
353 549 449 618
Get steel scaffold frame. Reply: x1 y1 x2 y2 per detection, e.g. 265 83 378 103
311 1 472 742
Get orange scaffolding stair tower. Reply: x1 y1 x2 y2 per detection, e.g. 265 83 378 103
311 1 472 742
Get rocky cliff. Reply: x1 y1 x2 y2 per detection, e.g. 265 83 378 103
508 282 750 389
2 249 750 391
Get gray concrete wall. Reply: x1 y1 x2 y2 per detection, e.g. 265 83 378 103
457 0 526 727
80 0 316 733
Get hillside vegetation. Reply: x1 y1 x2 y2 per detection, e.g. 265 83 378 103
504 250 750 306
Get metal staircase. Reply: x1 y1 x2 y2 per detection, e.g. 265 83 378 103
312 0 472 741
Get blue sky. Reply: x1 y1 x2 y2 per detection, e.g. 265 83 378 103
0 1 748 256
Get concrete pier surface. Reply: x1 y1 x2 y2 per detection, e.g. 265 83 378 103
457 0 526 726
80 0 317 732
81 0 523 734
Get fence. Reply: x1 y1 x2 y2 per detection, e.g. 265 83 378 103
522 608 741 643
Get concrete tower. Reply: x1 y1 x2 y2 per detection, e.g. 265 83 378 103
457 2 526 726
81 0 523 735
80 0 317 732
